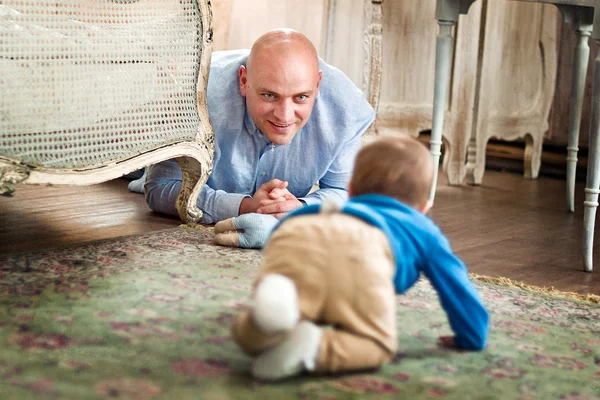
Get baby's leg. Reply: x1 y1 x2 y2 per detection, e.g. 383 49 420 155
250 323 394 381
251 320 323 381
252 274 300 334
237 216 332 378
315 328 394 373
230 310 287 356
231 274 300 356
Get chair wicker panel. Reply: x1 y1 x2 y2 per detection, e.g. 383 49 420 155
0 0 215 224
1 0 204 169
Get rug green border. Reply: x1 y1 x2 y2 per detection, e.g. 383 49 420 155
185 224 600 305
5 224 599 305
470 273 600 304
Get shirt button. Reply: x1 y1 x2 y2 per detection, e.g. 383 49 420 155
261 172 267 177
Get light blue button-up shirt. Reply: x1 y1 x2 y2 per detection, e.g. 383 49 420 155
145 50 375 224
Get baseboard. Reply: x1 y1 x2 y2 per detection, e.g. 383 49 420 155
485 140 587 181
416 133 585 181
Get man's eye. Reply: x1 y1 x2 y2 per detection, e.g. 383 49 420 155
296 95 308 102
262 93 275 100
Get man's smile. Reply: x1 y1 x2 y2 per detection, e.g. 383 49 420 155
269 121 295 131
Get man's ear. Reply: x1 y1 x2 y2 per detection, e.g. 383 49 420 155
239 65 248 97
316 70 323 96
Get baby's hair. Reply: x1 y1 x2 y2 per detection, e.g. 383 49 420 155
350 136 433 208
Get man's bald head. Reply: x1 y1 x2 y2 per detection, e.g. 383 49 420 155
246 29 319 75
239 29 323 145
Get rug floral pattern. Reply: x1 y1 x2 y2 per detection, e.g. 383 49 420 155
0 227 599 399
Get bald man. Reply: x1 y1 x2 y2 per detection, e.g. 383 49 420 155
143 30 375 224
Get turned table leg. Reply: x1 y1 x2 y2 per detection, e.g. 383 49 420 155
430 17 457 203
582 34 600 273
567 15 593 212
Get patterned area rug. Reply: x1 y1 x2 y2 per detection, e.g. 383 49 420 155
0 227 599 400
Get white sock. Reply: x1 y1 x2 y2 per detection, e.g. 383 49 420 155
127 169 147 193
252 274 300 334
251 320 323 381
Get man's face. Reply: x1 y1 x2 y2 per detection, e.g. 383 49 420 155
239 55 322 145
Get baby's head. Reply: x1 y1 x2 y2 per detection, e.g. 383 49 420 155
349 135 434 213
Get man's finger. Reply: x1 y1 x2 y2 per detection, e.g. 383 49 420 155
268 187 291 199
214 218 236 234
214 232 240 247
257 200 296 215
258 197 286 207
283 192 297 201
261 179 288 192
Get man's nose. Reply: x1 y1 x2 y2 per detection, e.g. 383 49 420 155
273 99 294 123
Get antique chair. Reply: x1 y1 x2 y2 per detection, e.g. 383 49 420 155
0 0 215 224
430 0 599 271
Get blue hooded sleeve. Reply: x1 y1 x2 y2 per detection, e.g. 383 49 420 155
419 233 490 350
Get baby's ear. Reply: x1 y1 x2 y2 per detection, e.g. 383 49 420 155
419 200 433 215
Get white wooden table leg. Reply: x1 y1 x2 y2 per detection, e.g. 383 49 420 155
567 17 593 212
582 37 600 273
430 18 456 203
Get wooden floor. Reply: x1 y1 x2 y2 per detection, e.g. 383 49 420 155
1 170 600 296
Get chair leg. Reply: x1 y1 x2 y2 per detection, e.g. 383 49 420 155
362 0 384 137
430 19 456 203
175 145 213 225
567 23 592 212
524 133 542 180
444 140 468 186
466 135 487 186
582 42 600 273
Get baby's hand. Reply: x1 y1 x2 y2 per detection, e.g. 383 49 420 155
437 335 457 349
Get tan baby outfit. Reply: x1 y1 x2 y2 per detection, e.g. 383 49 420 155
231 212 398 373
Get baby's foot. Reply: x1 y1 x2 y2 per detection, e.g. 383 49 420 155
251 320 322 381
252 274 300 334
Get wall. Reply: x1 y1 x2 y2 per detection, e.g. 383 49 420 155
210 0 586 151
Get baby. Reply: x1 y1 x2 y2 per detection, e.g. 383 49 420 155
219 135 490 381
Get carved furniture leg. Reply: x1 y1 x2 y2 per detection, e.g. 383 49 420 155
0 158 29 196
567 17 593 212
582 34 600 273
175 146 213 225
362 0 384 137
524 133 543 180
444 140 468 186
430 16 457 203
466 134 486 185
